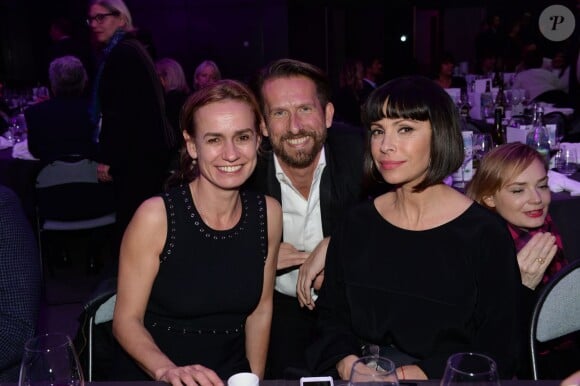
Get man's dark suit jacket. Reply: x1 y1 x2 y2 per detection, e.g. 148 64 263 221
0 185 41 382
244 122 367 240
25 97 96 161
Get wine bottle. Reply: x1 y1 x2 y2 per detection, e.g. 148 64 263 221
494 80 507 118
491 108 505 146
525 105 550 166
480 80 493 119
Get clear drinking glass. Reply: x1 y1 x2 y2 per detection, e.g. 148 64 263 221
350 356 399 386
555 147 577 176
9 118 24 143
440 352 500 386
473 133 493 161
19 333 84 386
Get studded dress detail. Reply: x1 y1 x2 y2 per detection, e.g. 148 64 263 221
113 184 268 380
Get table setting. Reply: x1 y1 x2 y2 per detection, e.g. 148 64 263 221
1 113 38 160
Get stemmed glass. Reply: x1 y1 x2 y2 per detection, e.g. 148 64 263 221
350 356 399 386
508 89 524 116
554 146 578 176
520 89 531 110
554 125 565 150
9 117 24 143
473 133 493 159
440 352 500 386
19 333 84 386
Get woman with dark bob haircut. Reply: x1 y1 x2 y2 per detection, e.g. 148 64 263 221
307 76 521 380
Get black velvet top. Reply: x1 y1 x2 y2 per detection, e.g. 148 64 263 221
307 201 521 379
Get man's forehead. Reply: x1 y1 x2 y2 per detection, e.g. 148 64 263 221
262 76 318 103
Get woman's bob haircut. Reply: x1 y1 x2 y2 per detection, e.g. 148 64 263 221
362 75 464 192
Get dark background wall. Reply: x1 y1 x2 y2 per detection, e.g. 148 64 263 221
0 0 577 89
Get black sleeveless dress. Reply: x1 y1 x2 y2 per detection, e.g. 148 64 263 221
113 185 268 380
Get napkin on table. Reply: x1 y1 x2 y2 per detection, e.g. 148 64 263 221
11 139 38 160
548 170 580 196
0 135 13 150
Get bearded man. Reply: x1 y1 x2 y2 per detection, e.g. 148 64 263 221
245 58 366 378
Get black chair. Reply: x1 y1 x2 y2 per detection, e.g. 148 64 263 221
533 89 571 107
74 276 117 381
529 259 580 380
35 156 115 289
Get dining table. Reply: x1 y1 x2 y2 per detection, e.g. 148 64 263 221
0 379 562 386
0 380 566 386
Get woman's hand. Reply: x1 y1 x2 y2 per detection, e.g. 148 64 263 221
155 364 224 386
336 354 359 380
396 365 428 380
97 163 113 182
517 232 558 290
562 370 580 386
297 237 330 310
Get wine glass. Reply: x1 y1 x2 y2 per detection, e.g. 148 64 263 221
440 352 499 386
554 147 577 176
554 125 565 150
9 117 24 143
473 133 493 160
350 356 398 386
19 333 84 386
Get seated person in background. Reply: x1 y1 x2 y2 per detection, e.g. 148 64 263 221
512 46 568 102
476 48 497 77
306 76 520 380
155 57 190 138
333 58 364 126
25 55 96 161
358 56 383 105
111 80 282 385
0 184 41 382
155 57 190 166
432 52 467 90
192 60 221 91
0 82 9 133
466 142 578 379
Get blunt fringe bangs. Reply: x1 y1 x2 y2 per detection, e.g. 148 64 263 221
362 75 464 192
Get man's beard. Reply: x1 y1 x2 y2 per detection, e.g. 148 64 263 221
271 129 327 169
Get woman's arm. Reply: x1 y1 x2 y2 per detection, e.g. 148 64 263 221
472 222 521 378
112 197 223 386
297 237 330 309
245 196 281 378
305 219 363 378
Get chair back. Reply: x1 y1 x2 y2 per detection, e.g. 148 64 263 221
36 158 98 187
529 259 580 379
35 158 114 222
73 277 117 381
